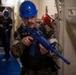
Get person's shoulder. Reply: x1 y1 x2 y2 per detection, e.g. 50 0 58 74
0 16 4 22
45 24 54 31
0 16 1 18
8 17 12 20
0 16 3 19
39 23 45 29
17 23 24 32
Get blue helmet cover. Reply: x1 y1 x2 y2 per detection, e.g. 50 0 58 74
19 1 38 18
3 10 9 17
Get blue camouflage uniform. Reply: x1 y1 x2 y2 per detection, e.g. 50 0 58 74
0 16 12 58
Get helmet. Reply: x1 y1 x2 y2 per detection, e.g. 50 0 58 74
19 1 38 18
3 10 9 17
42 13 51 26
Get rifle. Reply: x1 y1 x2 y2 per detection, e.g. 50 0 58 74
21 25 70 65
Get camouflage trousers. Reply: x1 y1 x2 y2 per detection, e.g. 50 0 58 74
20 67 53 75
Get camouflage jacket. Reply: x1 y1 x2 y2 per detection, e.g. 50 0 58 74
10 24 63 59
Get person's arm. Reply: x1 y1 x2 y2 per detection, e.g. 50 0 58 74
0 24 3 28
0 17 4 28
10 41 25 58
41 25 63 59
10 31 25 58
7 18 13 32
10 30 33 58
44 25 55 39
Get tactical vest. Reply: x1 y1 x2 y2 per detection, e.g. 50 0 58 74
18 25 60 72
